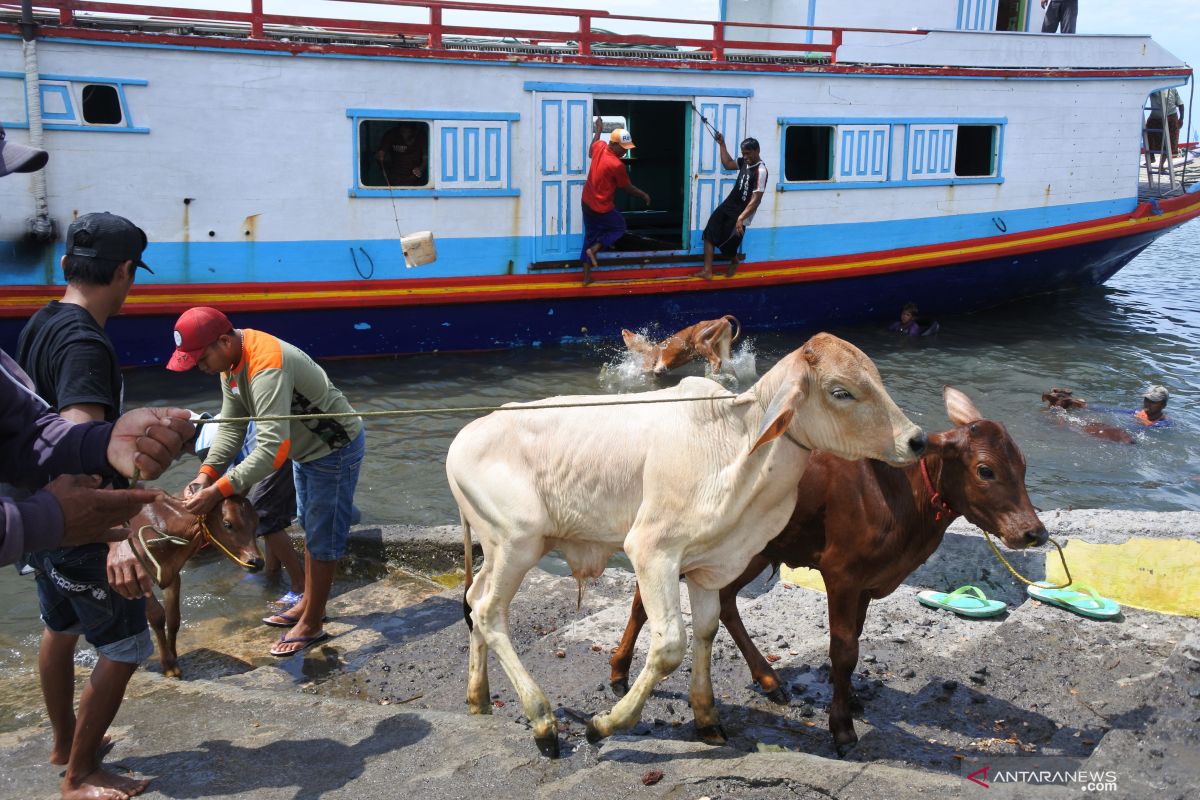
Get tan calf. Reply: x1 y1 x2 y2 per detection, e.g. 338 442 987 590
621 315 741 376
131 491 263 678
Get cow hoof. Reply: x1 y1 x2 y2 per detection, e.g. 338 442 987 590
609 678 629 697
585 719 606 745
164 666 182 680
834 734 859 758
764 686 789 705
534 732 561 759
696 724 728 746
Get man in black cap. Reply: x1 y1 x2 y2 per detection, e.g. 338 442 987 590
17 212 158 800
0 122 49 177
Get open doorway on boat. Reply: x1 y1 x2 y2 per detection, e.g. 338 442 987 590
995 0 1027 32
592 98 689 255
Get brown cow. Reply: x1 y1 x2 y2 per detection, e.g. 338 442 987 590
609 387 1047 755
1042 387 1135 444
621 315 741 376
131 491 263 678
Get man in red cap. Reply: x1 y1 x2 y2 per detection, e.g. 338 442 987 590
580 116 651 285
167 308 365 657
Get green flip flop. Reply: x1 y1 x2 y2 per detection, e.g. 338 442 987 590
917 585 1007 618
1027 582 1121 620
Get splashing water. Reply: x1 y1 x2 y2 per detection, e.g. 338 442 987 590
597 333 759 393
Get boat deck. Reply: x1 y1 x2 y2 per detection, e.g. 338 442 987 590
1137 148 1199 200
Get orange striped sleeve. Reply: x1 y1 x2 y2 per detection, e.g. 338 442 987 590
272 439 291 470
242 329 284 381
215 476 235 498
199 464 220 481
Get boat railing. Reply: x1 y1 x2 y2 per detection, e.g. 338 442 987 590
4 0 930 66
1139 90 1198 199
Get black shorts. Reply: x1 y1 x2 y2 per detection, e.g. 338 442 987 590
702 205 744 257
34 544 150 662
247 461 297 537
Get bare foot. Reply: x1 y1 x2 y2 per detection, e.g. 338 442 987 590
695 270 712 280
51 734 113 766
724 255 743 278
62 766 149 800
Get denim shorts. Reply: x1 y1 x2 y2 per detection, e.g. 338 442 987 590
34 545 153 665
293 429 365 561
247 460 297 537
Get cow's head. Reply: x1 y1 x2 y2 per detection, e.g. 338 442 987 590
933 387 1048 549
1042 387 1087 410
208 495 264 572
752 333 926 466
621 329 664 373
622 329 694 376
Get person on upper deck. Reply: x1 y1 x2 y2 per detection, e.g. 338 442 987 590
375 122 428 187
697 133 769 280
1146 88 1183 170
580 116 651 286
168 307 365 657
1040 0 1078 34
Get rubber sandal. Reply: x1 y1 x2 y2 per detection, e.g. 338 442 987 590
263 611 328 628
272 591 303 607
917 585 1007 618
1027 582 1121 620
269 631 330 657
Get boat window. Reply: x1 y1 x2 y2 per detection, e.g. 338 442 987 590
783 125 833 181
360 120 431 188
955 125 996 177
81 84 122 125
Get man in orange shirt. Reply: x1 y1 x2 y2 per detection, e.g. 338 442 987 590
580 116 651 285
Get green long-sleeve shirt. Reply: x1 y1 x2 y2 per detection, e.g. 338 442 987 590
201 329 362 496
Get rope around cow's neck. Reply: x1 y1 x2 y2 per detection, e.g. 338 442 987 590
192 394 740 427
134 524 190 586
982 530 1073 590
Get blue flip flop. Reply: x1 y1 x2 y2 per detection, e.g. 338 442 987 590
1027 582 1121 620
917 585 1007 618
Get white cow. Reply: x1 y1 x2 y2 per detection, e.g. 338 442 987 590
446 333 926 757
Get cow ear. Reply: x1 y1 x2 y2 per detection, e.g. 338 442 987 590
622 329 651 353
751 382 803 454
944 386 982 426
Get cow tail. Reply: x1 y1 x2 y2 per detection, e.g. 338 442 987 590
725 315 742 344
462 515 474 631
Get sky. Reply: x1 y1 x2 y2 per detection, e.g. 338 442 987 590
90 1 1200 136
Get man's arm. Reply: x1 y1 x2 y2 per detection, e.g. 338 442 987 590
0 351 114 487
0 351 172 564
592 116 603 145
714 132 737 171
186 368 292 514
59 401 154 600
736 192 764 235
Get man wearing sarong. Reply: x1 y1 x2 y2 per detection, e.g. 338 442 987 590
580 116 651 285
698 133 769 279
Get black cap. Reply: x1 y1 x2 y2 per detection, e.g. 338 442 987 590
0 123 49 178
65 212 153 273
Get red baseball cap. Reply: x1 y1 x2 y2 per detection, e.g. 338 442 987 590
166 307 233 372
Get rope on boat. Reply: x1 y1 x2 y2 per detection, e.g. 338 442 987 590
193 394 740 427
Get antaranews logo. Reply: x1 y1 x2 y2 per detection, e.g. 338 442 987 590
961 757 1118 792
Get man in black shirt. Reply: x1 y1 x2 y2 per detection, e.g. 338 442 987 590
697 134 770 280
17 212 156 800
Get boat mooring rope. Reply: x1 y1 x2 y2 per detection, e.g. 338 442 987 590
193 393 740 427
982 529 1073 590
